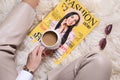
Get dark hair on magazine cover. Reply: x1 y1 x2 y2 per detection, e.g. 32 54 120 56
55 12 80 45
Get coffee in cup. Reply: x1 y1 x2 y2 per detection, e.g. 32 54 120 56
42 31 57 46
40 29 61 50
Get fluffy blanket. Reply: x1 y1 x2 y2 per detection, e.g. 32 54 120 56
0 0 120 80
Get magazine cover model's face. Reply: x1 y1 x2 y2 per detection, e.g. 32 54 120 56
66 14 79 26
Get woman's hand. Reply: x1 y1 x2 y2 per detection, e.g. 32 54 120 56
42 49 55 57
61 19 67 26
22 0 39 9
26 45 44 73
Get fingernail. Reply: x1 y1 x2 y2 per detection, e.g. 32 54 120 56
40 46 45 50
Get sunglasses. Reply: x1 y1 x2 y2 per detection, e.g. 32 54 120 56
99 24 112 50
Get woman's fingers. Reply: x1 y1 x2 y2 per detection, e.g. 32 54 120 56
32 45 44 57
38 46 44 57
22 0 39 9
32 45 40 56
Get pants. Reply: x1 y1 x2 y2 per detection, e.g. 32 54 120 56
47 53 112 80
0 2 112 80
0 2 36 80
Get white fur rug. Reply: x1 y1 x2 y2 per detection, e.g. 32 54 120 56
0 0 120 80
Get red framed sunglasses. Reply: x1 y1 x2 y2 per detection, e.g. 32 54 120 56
99 24 112 50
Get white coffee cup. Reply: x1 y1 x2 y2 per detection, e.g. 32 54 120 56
40 29 61 50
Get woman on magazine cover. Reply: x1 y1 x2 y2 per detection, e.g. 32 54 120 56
50 12 80 45
44 12 81 56
0 0 112 80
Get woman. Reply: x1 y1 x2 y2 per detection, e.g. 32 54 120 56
50 12 80 45
0 0 112 80
45 12 80 56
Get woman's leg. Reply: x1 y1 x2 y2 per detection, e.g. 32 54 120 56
74 53 112 80
48 53 112 80
0 2 36 80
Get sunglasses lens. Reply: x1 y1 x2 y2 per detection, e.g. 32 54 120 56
99 38 107 50
105 24 112 35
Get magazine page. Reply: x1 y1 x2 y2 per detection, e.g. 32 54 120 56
28 0 99 64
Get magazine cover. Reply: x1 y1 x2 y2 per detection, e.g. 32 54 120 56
28 0 99 64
